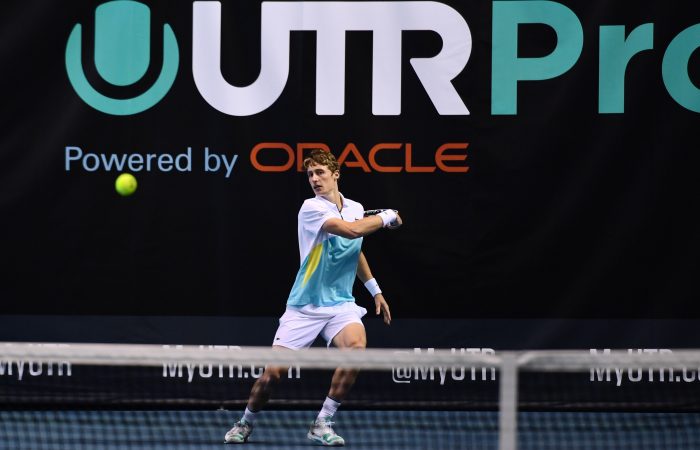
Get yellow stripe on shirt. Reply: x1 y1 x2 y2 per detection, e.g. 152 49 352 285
302 242 324 286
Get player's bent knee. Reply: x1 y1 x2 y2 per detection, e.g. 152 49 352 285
334 323 367 349
344 336 367 349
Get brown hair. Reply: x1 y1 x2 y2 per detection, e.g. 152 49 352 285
302 149 339 173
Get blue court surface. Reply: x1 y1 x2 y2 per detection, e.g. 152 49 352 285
1 410 699 450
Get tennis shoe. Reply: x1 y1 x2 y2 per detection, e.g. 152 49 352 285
224 419 253 444
307 417 345 446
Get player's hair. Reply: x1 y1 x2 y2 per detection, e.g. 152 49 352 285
303 149 340 174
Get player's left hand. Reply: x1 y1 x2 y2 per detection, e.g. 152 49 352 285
374 294 391 325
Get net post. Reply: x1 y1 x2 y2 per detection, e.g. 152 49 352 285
498 352 518 450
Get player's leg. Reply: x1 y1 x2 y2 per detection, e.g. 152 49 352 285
328 323 366 401
226 306 324 444
225 358 288 444
308 307 367 447
246 360 288 411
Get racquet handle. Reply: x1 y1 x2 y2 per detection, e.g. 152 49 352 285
364 209 397 217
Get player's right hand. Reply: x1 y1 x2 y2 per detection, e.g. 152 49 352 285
387 211 402 229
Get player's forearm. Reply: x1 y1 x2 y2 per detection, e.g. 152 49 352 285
358 253 387 319
323 216 384 239
347 216 385 238
356 252 373 283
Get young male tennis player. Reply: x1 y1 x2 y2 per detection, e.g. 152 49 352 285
225 149 401 446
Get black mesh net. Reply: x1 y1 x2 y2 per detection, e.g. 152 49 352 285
1 344 700 449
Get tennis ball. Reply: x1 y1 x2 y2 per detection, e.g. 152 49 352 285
115 173 137 196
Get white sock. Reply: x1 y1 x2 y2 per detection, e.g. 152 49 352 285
242 407 258 425
317 396 341 420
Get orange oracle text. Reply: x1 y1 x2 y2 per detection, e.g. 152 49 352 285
250 142 469 173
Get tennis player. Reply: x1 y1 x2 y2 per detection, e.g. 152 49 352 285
225 149 401 446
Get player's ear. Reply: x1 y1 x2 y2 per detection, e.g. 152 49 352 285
333 170 340 180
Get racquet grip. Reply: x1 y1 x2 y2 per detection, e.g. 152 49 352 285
364 209 397 217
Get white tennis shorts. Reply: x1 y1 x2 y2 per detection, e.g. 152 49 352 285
273 302 367 349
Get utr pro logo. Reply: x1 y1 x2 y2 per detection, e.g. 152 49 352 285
65 0 179 115
66 1 700 116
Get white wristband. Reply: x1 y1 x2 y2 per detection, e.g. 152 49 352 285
364 278 382 297
377 209 397 227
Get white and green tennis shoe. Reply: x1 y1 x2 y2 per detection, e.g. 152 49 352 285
224 419 253 444
307 417 345 446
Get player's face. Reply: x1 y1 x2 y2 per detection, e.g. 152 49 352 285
307 163 339 196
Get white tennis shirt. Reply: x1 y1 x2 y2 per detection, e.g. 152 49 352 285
286 194 364 307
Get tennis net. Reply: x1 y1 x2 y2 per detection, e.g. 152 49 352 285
1 343 700 449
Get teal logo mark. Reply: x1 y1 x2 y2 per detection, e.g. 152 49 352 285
65 0 179 115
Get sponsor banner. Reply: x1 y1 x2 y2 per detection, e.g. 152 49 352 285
1 0 700 346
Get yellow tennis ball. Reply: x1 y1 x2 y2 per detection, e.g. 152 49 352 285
115 173 137 196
